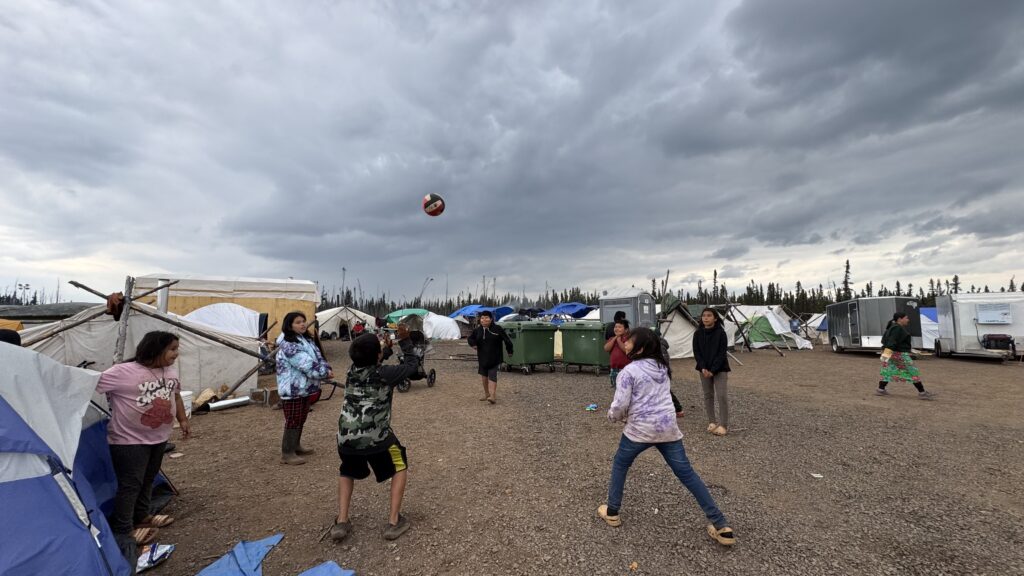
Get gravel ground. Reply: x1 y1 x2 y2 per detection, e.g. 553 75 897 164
154 340 1023 576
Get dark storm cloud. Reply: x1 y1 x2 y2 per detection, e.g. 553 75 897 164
2 0 1022 299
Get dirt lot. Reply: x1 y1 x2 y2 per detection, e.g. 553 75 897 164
155 340 1023 576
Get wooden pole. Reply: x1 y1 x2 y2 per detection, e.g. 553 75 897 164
113 277 135 364
258 320 277 340
69 279 179 303
21 308 108 347
731 305 785 357
129 303 268 361
219 363 261 400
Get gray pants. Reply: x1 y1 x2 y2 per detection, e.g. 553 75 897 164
700 373 729 428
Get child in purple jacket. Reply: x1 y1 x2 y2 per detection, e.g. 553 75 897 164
597 327 736 546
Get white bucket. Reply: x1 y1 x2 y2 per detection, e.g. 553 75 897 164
180 391 193 419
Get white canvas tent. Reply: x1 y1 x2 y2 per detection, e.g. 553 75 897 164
659 305 739 359
803 312 828 343
316 306 377 339
423 312 461 340
183 303 261 338
730 305 813 350
20 303 261 395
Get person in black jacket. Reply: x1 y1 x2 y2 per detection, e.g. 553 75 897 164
878 313 934 399
693 308 731 436
468 311 513 404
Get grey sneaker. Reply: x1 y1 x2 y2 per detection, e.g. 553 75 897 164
875 388 889 396
918 391 936 400
330 520 353 542
383 514 410 540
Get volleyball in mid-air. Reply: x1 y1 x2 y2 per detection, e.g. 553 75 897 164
423 193 445 216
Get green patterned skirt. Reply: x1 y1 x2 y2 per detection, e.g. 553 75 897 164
880 352 921 383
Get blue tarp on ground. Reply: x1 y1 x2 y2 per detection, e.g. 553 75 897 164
197 534 284 576
920 307 938 322
298 561 355 576
541 302 594 318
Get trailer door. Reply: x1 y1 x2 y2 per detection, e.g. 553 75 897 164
849 301 861 346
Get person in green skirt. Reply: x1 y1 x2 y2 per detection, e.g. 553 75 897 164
877 312 935 400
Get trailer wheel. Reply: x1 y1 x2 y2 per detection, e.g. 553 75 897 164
831 338 844 353
934 340 951 358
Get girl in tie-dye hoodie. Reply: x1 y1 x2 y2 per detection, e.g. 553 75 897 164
597 327 736 546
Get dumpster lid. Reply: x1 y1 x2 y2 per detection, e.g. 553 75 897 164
558 320 605 330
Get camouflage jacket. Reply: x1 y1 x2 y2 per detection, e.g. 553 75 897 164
337 347 419 454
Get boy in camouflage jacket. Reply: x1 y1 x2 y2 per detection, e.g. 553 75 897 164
331 333 420 543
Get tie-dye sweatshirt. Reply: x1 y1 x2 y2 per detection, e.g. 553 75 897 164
608 358 682 443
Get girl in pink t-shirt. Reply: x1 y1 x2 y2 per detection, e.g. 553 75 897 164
96 331 190 559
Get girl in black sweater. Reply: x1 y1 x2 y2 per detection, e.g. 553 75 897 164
693 308 731 436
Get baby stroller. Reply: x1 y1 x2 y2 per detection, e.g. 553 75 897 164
395 319 437 393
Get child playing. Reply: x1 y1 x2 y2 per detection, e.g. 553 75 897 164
96 331 191 570
604 318 631 389
467 310 513 404
276 311 333 465
598 327 736 546
331 333 420 542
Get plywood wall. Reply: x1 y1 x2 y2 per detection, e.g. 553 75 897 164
136 296 315 340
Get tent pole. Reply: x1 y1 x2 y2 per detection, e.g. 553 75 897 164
113 277 135 364
219 363 262 400
69 279 180 303
21 308 108 347
727 305 755 352
129 303 268 362
258 320 278 340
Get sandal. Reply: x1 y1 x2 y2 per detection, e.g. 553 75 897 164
133 527 159 545
137 514 174 528
707 524 736 546
707 423 718 433
712 425 728 436
597 505 621 527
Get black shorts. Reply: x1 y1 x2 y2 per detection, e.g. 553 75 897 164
478 365 499 381
338 441 408 483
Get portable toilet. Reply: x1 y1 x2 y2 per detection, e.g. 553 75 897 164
599 288 657 329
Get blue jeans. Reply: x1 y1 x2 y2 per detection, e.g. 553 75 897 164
606 434 727 529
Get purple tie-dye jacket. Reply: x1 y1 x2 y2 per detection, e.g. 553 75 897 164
608 358 682 443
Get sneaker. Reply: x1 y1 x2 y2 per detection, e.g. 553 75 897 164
875 388 889 396
330 520 353 543
383 514 410 540
597 505 621 527
918 391 936 400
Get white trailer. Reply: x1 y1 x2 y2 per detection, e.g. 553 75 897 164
934 293 1023 360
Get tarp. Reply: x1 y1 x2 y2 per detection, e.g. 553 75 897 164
20 303 261 395
732 305 813 350
197 534 283 576
423 312 461 340
135 274 317 302
541 303 594 318
385 308 429 325
0 318 24 331
316 306 377 338
0 345 131 575
184 303 261 338
447 305 513 320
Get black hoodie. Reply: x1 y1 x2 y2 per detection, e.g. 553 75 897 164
692 323 731 374
468 324 514 369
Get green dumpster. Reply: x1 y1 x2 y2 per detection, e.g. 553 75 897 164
559 320 610 374
498 321 557 375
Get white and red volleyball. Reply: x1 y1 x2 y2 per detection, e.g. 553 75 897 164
423 193 445 216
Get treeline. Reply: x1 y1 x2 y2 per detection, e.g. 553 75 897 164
318 261 1019 317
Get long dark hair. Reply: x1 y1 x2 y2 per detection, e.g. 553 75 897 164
700 307 721 328
885 312 908 330
627 327 669 370
134 331 179 367
281 311 308 344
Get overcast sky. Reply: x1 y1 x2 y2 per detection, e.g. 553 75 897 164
2 0 1023 305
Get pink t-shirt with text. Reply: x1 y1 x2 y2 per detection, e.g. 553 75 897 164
96 362 180 445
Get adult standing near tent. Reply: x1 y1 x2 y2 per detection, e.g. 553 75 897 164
276 311 333 465
468 310 513 404
693 308 731 436
96 331 190 570
877 313 935 400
